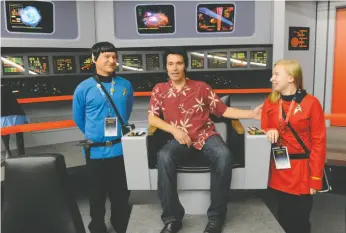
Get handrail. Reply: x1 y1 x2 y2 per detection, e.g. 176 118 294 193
16 88 272 104
1 114 345 136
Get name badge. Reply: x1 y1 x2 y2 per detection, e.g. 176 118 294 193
272 146 291 170
104 117 118 137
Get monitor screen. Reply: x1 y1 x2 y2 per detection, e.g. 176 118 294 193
190 52 205 69
250 51 267 68
207 52 227 69
5 1 54 34
230 51 247 68
136 4 175 34
79 55 93 73
53 56 76 74
146 54 160 71
1 56 25 75
28 56 49 74
197 4 235 33
122 54 143 71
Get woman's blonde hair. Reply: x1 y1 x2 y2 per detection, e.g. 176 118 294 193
268 60 304 103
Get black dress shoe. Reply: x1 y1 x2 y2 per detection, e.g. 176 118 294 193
160 221 182 233
203 219 223 233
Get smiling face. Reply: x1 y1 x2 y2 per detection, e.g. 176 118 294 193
270 64 295 92
94 52 117 76
166 54 186 82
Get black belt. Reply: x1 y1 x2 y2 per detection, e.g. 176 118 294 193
289 153 309 160
76 138 122 160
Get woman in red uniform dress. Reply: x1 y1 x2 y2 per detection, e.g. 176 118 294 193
261 60 326 233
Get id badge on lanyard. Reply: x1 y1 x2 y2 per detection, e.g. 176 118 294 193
105 117 118 137
273 98 295 170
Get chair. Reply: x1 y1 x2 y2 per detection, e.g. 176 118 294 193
1 154 86 233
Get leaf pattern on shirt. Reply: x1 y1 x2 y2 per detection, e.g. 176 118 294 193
193 98 205 113
181 86 191 96
148 105 160 116
208 91 219 108
167 88 176 98
178 118 193 133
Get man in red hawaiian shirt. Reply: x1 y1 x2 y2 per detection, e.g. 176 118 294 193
148 48 262 233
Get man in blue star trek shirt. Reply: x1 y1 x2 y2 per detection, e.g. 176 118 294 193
73 42 134 233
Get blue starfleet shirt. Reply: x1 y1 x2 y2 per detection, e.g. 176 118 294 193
73 76 134 159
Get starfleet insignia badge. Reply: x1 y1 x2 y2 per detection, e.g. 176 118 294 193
294 104 302 115
123 88 127 96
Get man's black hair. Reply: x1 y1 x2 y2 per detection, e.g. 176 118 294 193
163 47 189 71
91 41 117 62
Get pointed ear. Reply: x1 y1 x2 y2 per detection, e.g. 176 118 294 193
92 54 96 63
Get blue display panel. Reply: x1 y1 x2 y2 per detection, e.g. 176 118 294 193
5 1 54 34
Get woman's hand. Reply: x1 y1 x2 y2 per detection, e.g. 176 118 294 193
310 188 317 195
266 129 279 144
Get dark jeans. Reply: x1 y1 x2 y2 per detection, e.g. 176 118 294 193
157 135 233 224
86 156 130 233
273 189 313 233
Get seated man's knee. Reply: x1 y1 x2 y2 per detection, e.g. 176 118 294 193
213 145 233 168
157 147 175 167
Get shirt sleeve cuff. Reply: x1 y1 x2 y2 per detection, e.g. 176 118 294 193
310 176 323 190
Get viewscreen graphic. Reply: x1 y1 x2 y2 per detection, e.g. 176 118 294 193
79 55 93 73
250 51 267 68
207 52 227 69
230 51 247 68
122 54 143 71
5 1 54 33
136 4 175 34
28 56 49 74
197 3 235 33
1 56 25 75
53 56 76 74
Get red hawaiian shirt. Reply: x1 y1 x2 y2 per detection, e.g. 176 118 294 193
148 79 228 150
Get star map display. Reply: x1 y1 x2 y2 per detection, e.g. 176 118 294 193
136 4 175 34
5 1 54 33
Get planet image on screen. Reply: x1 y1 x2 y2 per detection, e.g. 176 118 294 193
143 11 168 28
19 6 42 27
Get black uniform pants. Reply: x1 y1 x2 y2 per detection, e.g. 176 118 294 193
273 189 314 233
86 156 130 233
1 132 25 157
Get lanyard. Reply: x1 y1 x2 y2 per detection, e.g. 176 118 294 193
278 97 296 146
96 80 115 117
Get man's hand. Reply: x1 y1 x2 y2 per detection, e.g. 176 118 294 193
172 128 192 147
266 129 279 144
252 104 263 120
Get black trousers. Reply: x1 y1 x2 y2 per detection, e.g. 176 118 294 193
86 156 130 233
1 132 25 156
273 189 313 233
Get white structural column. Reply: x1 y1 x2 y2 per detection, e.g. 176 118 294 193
272 0 286 64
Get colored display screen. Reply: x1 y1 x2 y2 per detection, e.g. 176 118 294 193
79 55 93 73
28 56 49 74
207 52 227 69
136 4 175 34
5 1 54 33
190 52 205 69
1 56 25 75
146 54 160 71
122 54 143 71
197 4 235 33
230 51 247 68
53 56 76 74
250 51 267 68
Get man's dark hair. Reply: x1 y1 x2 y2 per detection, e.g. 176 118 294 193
91 41 117 62
163 47 189 71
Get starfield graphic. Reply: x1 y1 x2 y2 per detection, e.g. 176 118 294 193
197 4 235 33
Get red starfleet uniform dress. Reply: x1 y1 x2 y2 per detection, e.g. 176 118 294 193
261 94 326 195
148 79 228 150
